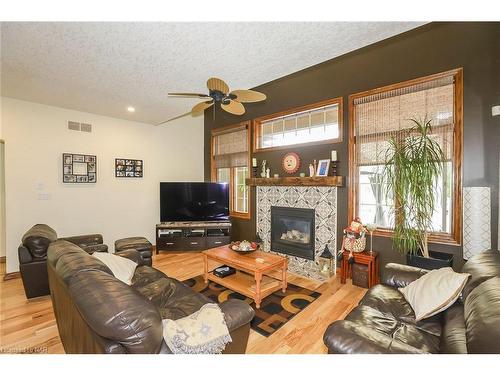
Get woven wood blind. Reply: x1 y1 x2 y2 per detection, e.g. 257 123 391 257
213 126 248 168
354 75 455 166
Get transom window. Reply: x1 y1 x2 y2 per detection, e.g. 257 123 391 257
253 98 342 151
348 69 463 245
211 122 250 219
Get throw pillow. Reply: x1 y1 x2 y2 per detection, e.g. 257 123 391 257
399 267 470 321
92 252 137 285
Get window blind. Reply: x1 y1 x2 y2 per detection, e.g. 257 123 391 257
213 126 248 168
353 76 455 166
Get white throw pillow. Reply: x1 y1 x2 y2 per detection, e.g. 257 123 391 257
399 267 470 321
92 252 137 285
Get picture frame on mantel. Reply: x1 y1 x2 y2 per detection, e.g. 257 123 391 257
316 159 330 177
62 153 97 183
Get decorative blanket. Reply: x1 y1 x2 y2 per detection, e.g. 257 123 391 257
162 303 232 354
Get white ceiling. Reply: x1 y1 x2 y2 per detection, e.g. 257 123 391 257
0 22 425 125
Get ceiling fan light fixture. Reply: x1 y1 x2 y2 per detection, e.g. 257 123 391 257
168 77 266 118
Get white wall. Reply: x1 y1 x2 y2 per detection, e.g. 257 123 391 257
0 141 5 258
1 97 204 273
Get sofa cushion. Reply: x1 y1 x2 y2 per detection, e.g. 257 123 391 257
360 284 414 319
68 269 163 354
464 277 500 353
133 276 208 320
345 305 441 353
22 224 57 258
359 284 442 337
47 239 88 268
53 242 113 285
324 320 427 354
461 249 500 300
440 303 467 354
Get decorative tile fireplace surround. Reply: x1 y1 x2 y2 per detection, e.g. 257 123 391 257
257 186 337 280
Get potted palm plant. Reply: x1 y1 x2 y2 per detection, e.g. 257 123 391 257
383 117 453 270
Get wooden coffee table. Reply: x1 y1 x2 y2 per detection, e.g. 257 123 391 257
202 246 288 308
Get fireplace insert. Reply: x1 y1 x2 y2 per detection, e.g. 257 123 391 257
271 206 315 260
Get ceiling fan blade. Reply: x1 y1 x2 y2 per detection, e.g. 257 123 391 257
191 100 214 115
221 100 245 115
156 112 190 125
230 89 267 103
207 77 229 94
168 92 210 98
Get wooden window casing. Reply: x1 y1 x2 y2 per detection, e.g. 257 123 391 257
211 121 251 220
348 69 463 246
253 98 343 153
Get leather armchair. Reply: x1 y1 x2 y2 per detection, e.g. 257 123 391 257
18 224 108 299
61 234 108 254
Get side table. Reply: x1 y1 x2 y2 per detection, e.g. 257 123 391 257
341 250 379 288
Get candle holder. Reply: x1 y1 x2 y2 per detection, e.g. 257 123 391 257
366 223 378 254
331 161 338 176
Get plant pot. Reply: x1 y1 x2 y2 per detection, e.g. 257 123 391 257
406 251 454 270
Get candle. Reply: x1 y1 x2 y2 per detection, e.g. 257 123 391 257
331 150 338 161
252 157 257 167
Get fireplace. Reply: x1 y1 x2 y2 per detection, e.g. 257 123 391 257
271 206 315 260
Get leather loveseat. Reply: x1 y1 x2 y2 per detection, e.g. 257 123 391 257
47 239 255 354
18 224 108 298
323 249 500 354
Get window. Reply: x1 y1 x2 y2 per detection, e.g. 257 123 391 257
253 98 342 151
211 122 251 219
348 69 463 245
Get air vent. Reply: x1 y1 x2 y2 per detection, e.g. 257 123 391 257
80 123 92 132
67 121 92 133
68 121 80 131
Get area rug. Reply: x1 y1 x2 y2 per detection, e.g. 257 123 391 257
183 275 321 337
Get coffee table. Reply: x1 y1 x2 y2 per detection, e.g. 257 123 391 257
202 246 288 308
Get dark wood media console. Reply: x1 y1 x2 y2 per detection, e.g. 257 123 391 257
155 221 232 253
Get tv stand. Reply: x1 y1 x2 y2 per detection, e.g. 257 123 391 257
156 221 231 253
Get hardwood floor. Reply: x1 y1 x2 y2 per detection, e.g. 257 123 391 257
0 252 366 354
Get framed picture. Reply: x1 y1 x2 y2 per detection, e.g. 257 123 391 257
63 153 97 183
316 159 330 177
115 158 143 178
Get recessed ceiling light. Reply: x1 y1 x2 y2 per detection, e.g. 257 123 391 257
127 106 135 113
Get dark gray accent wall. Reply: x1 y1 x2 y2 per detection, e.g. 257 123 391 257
204 22 500 271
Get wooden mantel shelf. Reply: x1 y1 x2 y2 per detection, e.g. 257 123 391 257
246 176 343 187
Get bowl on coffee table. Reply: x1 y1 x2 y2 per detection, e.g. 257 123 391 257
229 240 259 254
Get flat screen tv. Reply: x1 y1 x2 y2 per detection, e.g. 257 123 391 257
160 182 229 222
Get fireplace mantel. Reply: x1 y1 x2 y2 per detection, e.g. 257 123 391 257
246 176 343 187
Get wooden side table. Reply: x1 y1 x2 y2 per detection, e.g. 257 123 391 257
341 250 379 288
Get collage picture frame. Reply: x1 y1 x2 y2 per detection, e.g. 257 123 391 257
115 158 143 178
63 153 97 183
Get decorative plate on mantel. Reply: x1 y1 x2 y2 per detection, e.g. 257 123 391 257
282 152 301 174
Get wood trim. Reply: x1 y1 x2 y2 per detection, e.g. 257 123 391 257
348 68 463 102
3 271 21 281
0 256 5 263
210 121 251 220
246 176 343 187
348 68 463 246
252 97 343 153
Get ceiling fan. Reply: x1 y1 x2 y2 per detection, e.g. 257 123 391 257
168 77 266 116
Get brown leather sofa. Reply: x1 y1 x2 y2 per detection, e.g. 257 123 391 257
323 249 500 353
47 239 255 354
18 224 108 298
